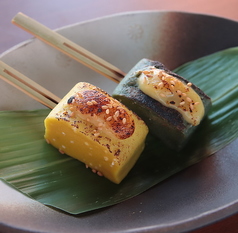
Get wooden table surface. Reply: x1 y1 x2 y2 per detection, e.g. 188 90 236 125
0 0 238 232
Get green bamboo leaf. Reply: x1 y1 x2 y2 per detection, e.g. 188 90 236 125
0 47 237 214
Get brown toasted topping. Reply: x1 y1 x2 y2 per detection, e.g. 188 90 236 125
106 116 112 121
67 85 135 139
138 67 204 126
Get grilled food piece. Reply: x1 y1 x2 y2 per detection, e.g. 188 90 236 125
113 59 212 151
44 82 148 184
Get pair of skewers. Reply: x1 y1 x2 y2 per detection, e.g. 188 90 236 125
0 12 125 109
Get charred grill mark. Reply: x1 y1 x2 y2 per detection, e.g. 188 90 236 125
67 83 135 139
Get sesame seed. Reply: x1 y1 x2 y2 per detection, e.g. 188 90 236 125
87 101 93 106
104 156 109 161
106 116 112 121
194 102 200 105
85 164 89 168
70 112 75 118
143 76 147 84
182 93 187 97
59 149 65 154
102 105 108 109
190 103 194 110
110 161 115 167
98 123 103 127
92 169 97 173
187 82 192 86
53 138 56 141
97 171 103 176
122 118 127 124
91 100 97 104
70 140 74 143
158 70 163 76
84 142 89 146
106 109 110 114
143 70 150 75
160 93 166 98
62 145 66 149
170 80 175 85
46 139 50 144
180 101 185 106
158 82 163 87
177 90 182 95
186 97 192 102
114 110 120 117
94 132 100 137
62 132 66 135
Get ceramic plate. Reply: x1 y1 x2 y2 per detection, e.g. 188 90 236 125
0 11 238 233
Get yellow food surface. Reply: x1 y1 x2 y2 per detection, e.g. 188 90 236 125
44 82 148 184
138 67 205 126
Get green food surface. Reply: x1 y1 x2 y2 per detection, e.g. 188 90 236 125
113 59 211 151
0 47 237 214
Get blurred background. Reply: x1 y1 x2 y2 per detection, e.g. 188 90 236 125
1 0 238 54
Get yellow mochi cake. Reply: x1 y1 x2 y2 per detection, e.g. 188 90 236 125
44 82 148 184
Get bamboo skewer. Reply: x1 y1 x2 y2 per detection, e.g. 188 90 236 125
12 12 126 83
2 13 126 110
0 61 60 109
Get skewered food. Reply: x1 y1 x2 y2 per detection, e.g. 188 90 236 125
113 59 212 151
44 82 148 184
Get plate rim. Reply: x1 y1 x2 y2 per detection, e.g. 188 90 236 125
0 10 238 233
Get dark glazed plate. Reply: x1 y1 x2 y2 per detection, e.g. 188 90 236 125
0 11 238 232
